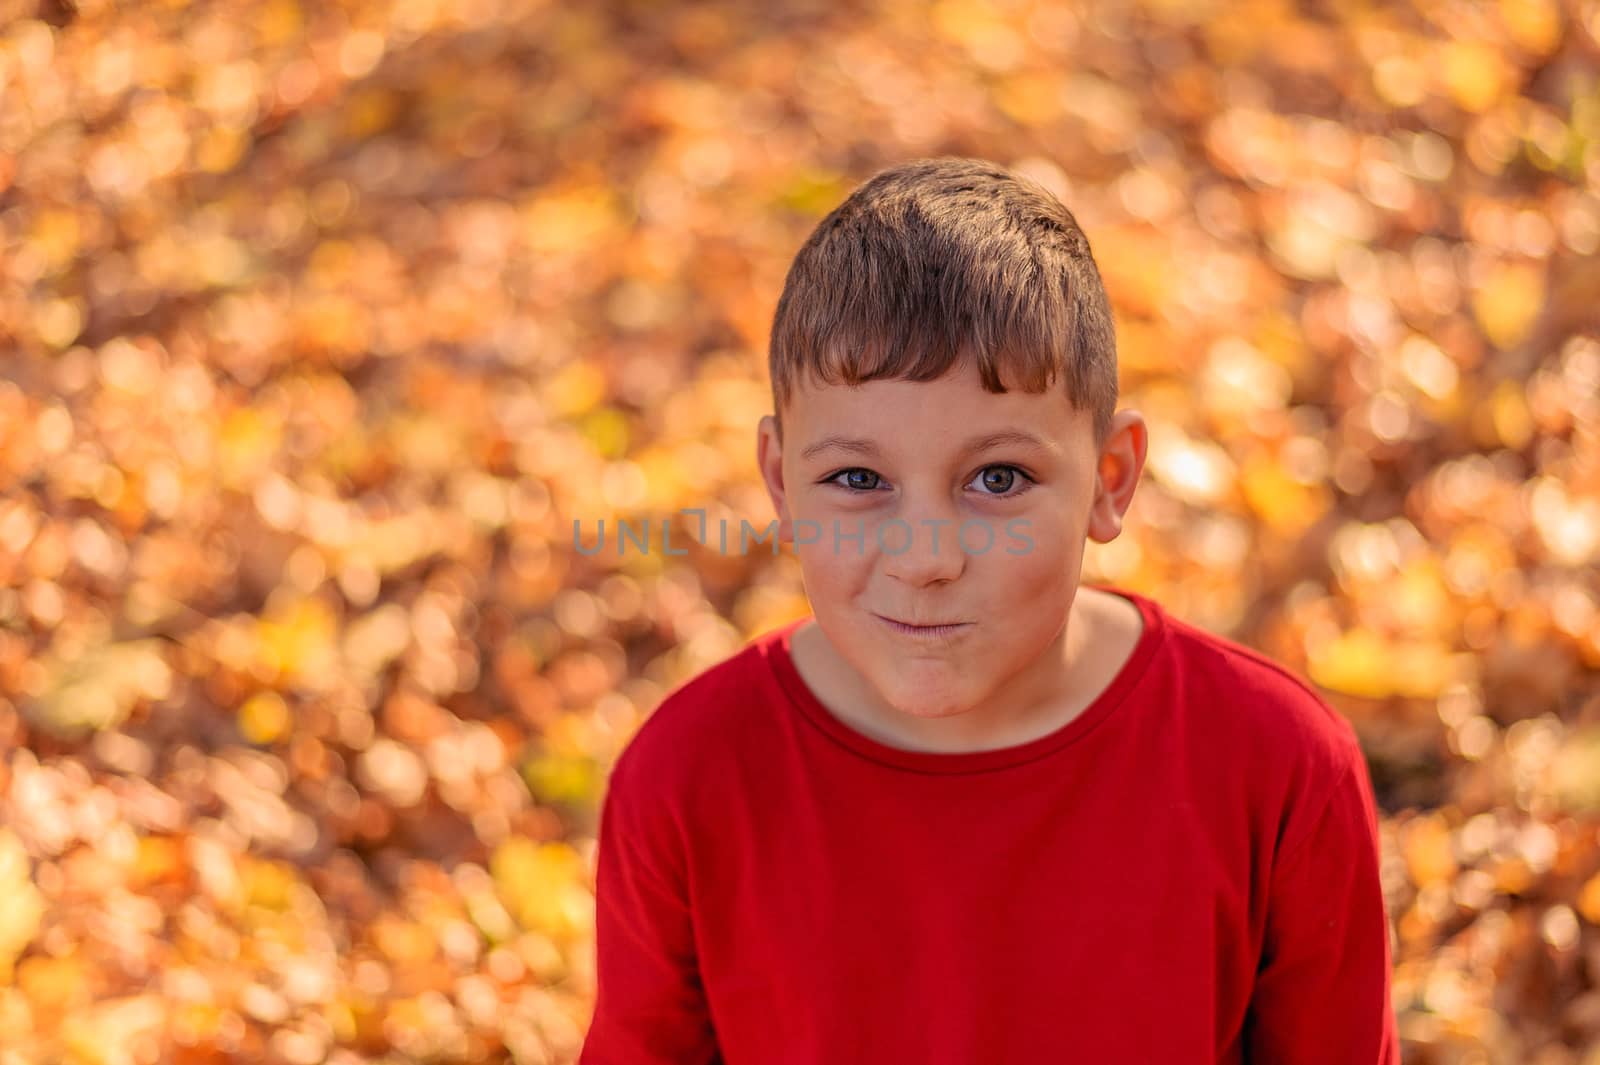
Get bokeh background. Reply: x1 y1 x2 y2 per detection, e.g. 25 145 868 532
2 0 1599 1061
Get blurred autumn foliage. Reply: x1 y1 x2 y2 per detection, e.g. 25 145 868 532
1 0 1598 1061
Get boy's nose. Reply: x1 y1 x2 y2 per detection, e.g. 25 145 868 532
877 516 968 586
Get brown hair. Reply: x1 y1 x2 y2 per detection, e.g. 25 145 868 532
768 156 1118 448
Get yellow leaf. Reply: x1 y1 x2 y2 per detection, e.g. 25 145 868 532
772 169 849 218
995 72 1063 125
1492 854 1534 894
1137 0 1224 23
492 837 593 939
1392 559 1452 635
0 831 45 983
16 954 90 1013
131 836 184 888
169 1002 227 1044
522 185 620 254
546 361 608 418
60 995 164 1065
1490 379 1535 449
1473 261 1544 349
1374 53 1428 109
931 0 1010 45
255 597 338 684
1094 227 1175 316
343 88 399 139
370 914 438 966
195 125 248 174
296 292 371 358
521 752 601 807
634 446 692 511
1402 813 1458 887
217 408 282 489
26 639 172 738
1240 455 1330 535
28 208 80 273
33 297 83 349
1578 872 1600 924
238 690 291 745
1442 40 1512 113
579 406 631 459
1551 729 1600 812
0 989 29 1043
1308 628 1460 699
259 0 303 47
240 857 300 912
1500 0 1562 55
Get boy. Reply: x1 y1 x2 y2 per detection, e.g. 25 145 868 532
578 157 1401 1063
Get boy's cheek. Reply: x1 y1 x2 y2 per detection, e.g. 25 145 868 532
788 518 826 550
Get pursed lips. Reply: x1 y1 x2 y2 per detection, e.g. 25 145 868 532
874 613 971 630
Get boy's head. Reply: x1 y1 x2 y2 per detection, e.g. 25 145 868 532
755 156 1148 726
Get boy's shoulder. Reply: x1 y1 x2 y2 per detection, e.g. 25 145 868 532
1156 600 1361 764
1147 596 1369 847
605 626 785 794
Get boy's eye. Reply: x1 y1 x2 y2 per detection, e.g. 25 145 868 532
977 467 1016 494
825 468 882 492
968 465 1032 497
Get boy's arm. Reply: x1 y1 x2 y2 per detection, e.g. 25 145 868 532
1245 748 1402 1063
578 752 722 1065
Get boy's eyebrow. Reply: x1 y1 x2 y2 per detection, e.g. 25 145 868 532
798 435 879 461
798 430 1054 462
958 430 1056 456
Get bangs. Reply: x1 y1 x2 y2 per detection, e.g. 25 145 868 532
786 250 1073 400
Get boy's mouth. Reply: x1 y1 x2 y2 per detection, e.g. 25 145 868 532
875 615 972 638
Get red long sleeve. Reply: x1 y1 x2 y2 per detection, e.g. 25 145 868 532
578 748 721 1064
1245 752 1402 1063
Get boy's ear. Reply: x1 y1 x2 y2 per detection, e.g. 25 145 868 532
1086 409 1148 544
756 414 796 543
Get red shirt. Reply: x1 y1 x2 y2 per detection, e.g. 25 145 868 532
579 585 1401 1064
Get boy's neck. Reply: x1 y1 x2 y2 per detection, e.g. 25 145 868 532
787 586 1145 756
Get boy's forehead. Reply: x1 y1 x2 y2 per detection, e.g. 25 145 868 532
782 369 1093 458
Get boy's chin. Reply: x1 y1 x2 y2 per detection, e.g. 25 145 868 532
872 678 978 720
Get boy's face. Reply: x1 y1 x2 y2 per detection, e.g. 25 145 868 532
756 358 1147 724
